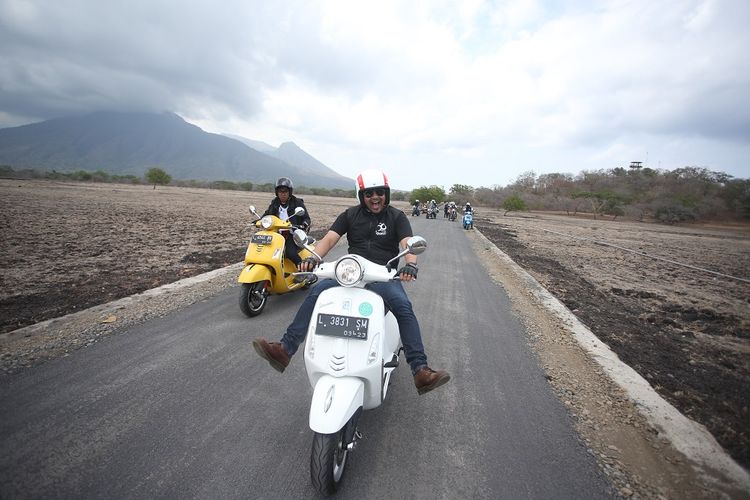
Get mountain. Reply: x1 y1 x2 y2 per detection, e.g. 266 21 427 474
225 135 354 190
272 142 340 179
223 134 276 154
0 111 354 189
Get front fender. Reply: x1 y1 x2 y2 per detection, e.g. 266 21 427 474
237 264 273 284
309 375 364 434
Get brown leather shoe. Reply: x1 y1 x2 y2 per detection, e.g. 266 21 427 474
414 367 451 395
252 338 290 373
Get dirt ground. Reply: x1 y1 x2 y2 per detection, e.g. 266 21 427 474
0 180 351 333
471 210 749 473
1 179 748 497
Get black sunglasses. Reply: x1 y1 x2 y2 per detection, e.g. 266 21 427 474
364 188 386 198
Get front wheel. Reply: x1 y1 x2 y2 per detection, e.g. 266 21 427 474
310 430 349 494
239 281 268 317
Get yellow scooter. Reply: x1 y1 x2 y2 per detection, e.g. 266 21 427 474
238 205 317 317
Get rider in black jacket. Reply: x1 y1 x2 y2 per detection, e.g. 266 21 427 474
262 177 311 267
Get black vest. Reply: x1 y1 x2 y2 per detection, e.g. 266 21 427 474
331 205 412 266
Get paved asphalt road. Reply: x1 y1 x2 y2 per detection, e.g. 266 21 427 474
0 214 613 499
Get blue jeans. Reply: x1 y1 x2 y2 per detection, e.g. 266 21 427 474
280 279 429 374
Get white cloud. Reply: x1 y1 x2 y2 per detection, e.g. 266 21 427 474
1 0 748 189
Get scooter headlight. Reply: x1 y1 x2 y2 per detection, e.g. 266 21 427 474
335 257 363 287
260 216 274 229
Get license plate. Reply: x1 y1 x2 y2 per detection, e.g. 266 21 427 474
316 313 369 340
251 234 273 245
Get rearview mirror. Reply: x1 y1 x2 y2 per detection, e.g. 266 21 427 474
293 229 322 261
292 229 307 247
406 236 427 255
385 235 427 270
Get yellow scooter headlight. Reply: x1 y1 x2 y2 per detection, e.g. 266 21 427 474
260 216 273 229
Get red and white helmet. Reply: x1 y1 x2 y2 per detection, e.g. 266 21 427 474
355 169 390 205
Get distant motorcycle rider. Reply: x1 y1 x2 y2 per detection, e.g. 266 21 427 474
412 199 421 216
262 177 311 268
425 199 437 219
464 202 473 214
447 201 457 221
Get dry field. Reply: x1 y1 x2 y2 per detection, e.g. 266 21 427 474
1 179 748 474
473 209 749 471
0 180 351 334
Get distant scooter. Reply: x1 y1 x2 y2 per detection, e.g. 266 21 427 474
463 211 473 230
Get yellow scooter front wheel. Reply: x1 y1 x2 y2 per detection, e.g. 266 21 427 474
239 281 269 317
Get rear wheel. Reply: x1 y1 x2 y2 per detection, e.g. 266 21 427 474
310 429 348 494
239 281 268 317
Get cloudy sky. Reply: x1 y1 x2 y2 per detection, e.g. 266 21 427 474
1 0 748 190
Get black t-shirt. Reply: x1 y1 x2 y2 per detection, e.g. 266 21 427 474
329 205 413 266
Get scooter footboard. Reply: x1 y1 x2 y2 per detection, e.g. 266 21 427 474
309 375 364 434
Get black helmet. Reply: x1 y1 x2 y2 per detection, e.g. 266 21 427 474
275 177 293 195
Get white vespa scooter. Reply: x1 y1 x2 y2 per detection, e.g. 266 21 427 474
292 231 427 495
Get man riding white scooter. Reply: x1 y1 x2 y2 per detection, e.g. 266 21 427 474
252 169 450 395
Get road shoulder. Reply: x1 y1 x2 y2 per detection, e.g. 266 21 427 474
0 263 243 374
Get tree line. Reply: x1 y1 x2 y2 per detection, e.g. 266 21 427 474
0 166 360 199
410 165 749 223
3 164 747 223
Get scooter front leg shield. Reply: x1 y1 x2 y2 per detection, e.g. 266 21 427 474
237 264 273 284
309 375 364 434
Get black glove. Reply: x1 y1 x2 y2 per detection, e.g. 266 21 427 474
300 256 319 271
397 262 418 279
